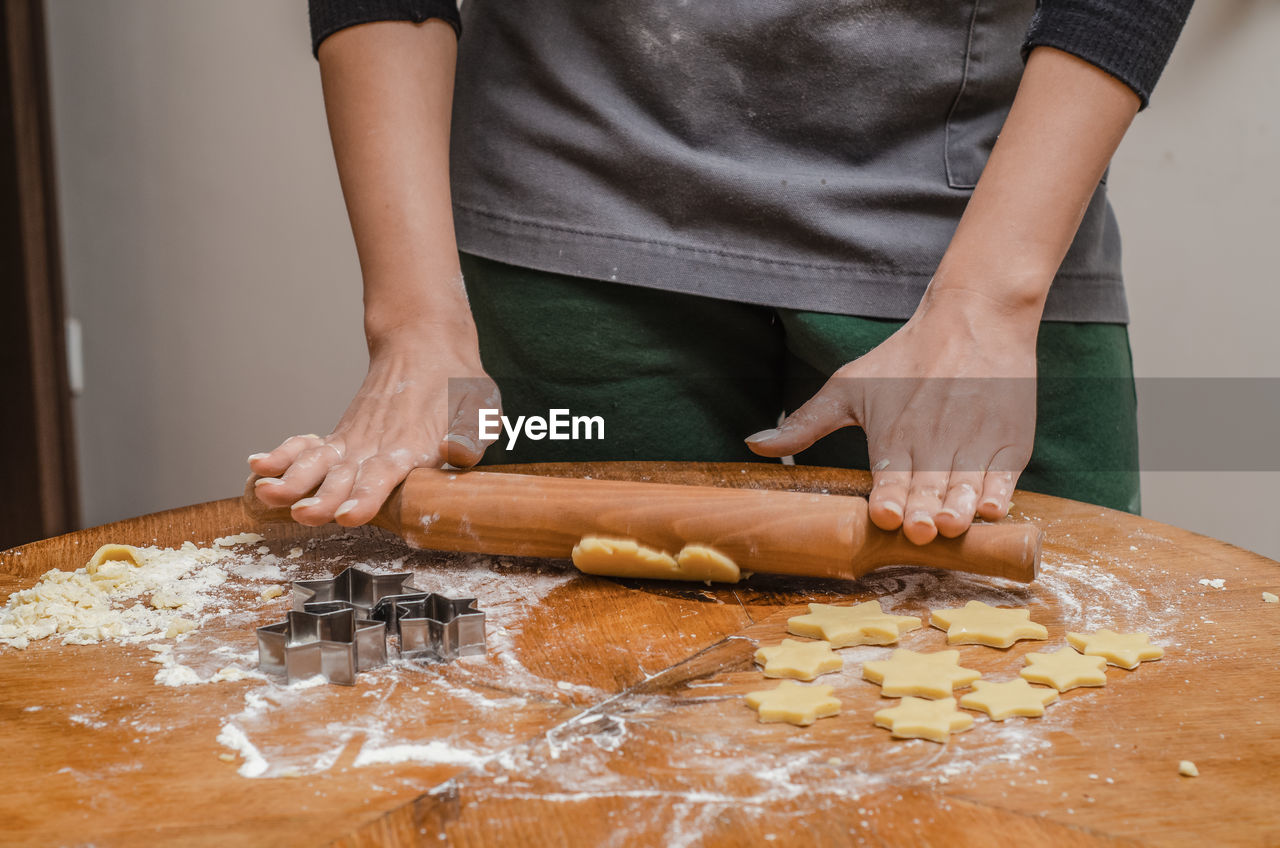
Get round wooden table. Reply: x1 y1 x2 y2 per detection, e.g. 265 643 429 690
1 463 1276 846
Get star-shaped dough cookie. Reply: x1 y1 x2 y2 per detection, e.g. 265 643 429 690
1066 629 1163 669
1020 646 1108 691
874 696 975 743
754 639 843 681
744 680 841 726
930 600 1049 648
958 679 1059 720
862 649 981 698
787 601 922 648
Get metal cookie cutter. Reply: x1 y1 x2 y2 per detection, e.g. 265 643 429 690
377 594 487 661
257 602 387 685
291 565 427 617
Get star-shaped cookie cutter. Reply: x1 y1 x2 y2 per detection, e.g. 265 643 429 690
256 601 387 686
376 593 487 661
291 565 427 617
283 565 487 670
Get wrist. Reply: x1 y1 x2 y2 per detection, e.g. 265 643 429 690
363 276 479 355
912 284 1043 352
365 311 480 362
924 254 1052 328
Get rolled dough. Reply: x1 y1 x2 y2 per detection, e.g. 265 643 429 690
570 537 740 583
86 544 143 574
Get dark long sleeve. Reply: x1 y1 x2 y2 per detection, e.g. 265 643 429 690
308 0 461 56
1023 0 1194 107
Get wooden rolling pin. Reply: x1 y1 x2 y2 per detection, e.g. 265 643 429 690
241 471 1039 584
244 468 1040 582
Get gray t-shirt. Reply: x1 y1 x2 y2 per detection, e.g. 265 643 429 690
448 0 1126 322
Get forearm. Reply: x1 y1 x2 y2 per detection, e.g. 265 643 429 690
929 46 1141 321
318 20 473 352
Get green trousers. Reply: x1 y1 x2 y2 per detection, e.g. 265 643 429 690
462 253 1140 513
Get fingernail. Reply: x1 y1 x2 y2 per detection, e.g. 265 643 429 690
247 453 268 462
335 499 358 517
745 428 780 444
908 511 933 526
881 502 903 518
937 508 960 519
255 477 283 487
292 497 320 510
981 499 1001 511
445 433 477 452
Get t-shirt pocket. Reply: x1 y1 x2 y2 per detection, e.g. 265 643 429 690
944 0 1037 189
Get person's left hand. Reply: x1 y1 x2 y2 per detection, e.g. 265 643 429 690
745 287 1038 545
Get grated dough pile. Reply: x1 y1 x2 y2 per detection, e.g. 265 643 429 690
0 535 261 650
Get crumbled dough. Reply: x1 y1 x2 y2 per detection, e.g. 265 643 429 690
209 666 253 682
0 542 229 649
862 649 981 699
1263 592 1278 603
219 752 238 763
164 618 197 639
1067 629 1163 670
874 696 974 743
287 548 304 560
744 680 840 726
754 639 842 681
1020 647 1108 691
1178 760 1199 777
150 589 186 610
787 601 921 648
260 586 285 601
930 601 1049 649
958 679 1058 720
570 537 740 583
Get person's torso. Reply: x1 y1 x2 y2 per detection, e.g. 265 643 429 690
449 0 1125 322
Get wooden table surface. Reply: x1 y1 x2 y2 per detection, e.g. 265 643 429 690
1 462 1277 847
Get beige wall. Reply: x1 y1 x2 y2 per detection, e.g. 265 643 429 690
45 0 365 526
44 1 1280 556
1110 0 1280 557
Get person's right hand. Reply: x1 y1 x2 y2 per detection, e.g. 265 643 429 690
247 329 499 528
